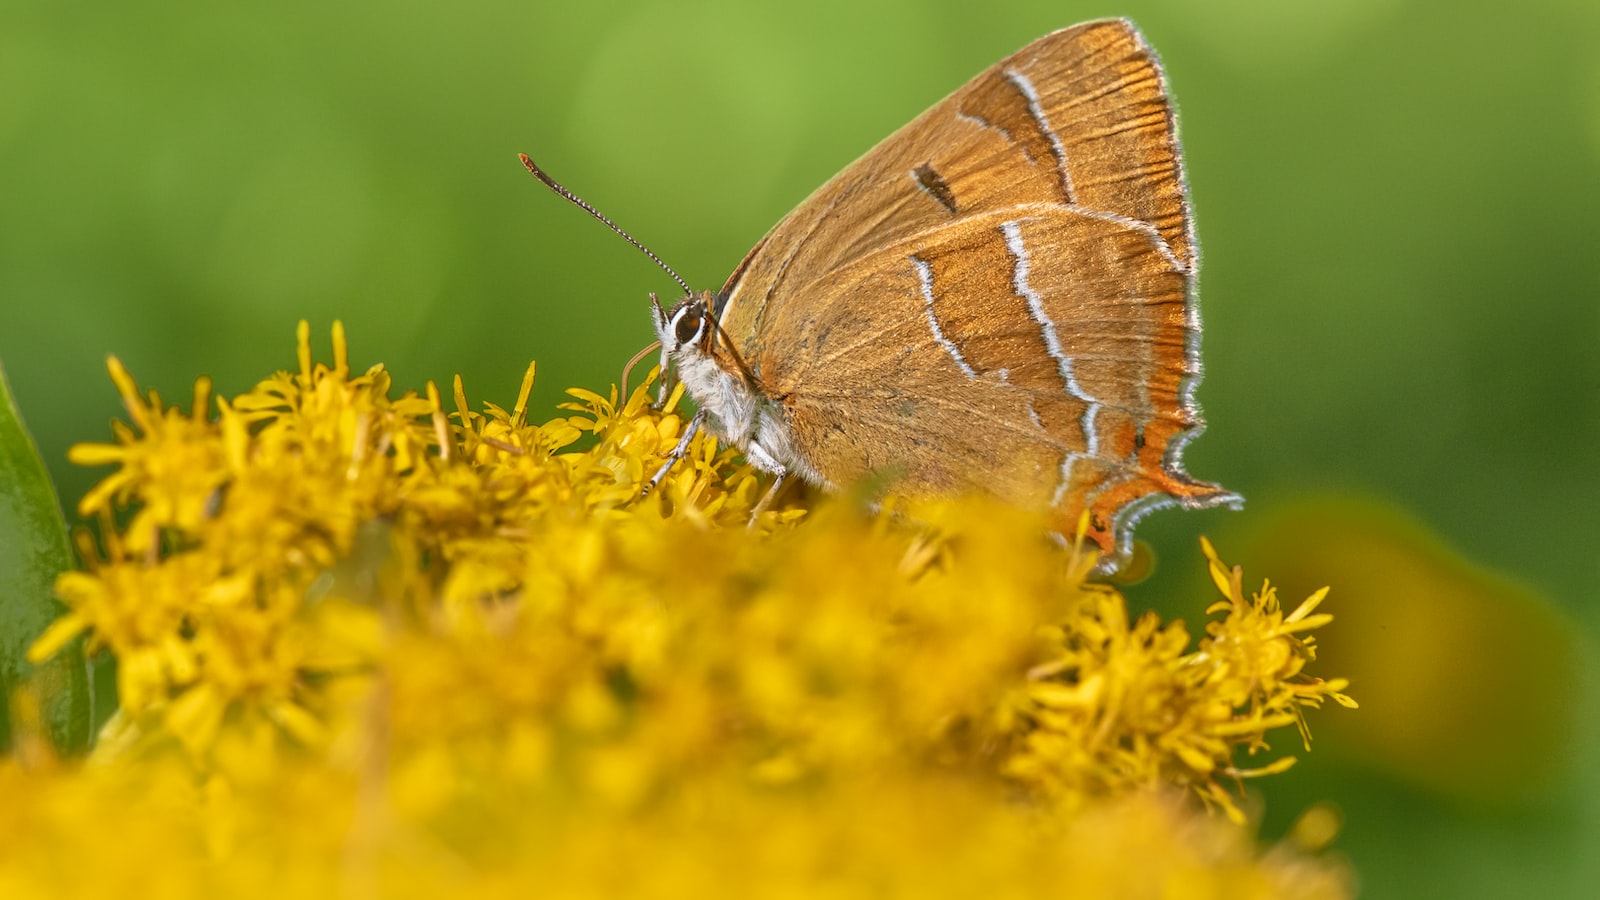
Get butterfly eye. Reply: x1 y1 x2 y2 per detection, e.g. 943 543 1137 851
674 309 703 345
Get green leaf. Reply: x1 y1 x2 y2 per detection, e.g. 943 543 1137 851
0 360 92 754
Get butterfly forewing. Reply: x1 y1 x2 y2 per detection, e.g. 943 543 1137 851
712 18 1236 564
721 19 1194 344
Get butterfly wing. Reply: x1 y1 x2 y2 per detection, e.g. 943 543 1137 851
718 18 1195 341
756 203 1234 558
715 19 1238 563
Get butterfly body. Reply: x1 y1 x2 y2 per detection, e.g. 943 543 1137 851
653 291 828 488
627 18 1238 571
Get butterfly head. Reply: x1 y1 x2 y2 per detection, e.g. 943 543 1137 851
650 289 740 406
652 290 718 359
650 289 767 447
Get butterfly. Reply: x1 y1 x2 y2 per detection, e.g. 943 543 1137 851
525 18 1240 573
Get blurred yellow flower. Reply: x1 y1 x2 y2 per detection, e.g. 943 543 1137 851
12 323 1354 898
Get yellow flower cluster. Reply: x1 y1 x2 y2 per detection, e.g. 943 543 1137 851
13 323 1355 897
1004 539 1349 819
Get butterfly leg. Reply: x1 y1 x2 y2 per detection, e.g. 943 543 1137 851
743 442 789 526
749 472 788 522
642 408 704 497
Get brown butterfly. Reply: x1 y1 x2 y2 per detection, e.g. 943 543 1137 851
524 18 1240 573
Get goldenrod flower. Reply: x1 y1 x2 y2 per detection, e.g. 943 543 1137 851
999 538 1356 822
13 323 1355 897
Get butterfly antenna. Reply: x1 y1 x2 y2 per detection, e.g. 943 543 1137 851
519 154 692 296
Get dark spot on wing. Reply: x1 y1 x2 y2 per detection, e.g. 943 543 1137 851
912 163 958 214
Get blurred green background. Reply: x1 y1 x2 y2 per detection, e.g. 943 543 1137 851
2 0 1596 895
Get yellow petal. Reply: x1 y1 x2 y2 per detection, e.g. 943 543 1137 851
26 614 87 663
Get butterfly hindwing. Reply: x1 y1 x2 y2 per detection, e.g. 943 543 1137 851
751 202 1227 554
